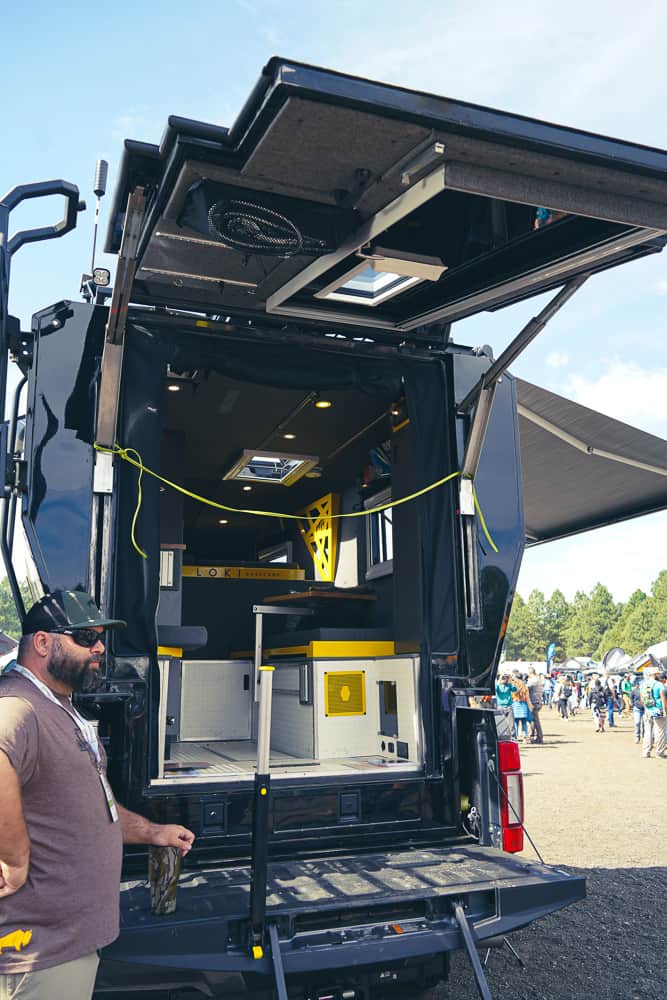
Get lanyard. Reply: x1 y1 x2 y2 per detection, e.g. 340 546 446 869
8 661 119 822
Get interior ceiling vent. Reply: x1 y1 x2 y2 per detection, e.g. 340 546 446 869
324 671 367 717
223 449 319 487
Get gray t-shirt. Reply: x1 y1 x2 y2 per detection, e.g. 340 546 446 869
0 670 123 973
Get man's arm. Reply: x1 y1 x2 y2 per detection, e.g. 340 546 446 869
117 804 195 856
0 749 30 897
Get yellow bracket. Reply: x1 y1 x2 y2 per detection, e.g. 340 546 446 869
297 493 340 582
252 945 264 959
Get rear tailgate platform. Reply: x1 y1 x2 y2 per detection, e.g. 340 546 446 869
106 845 584 975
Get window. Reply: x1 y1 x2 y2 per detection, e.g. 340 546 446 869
365 487 393 580
258 541 293 564
224 449 318 487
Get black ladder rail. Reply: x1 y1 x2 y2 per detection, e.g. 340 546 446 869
454 902 493 1000
0 180 83 618
248 604 314 959
268 923 289 1000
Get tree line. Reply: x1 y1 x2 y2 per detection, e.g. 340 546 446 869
504 570 667 663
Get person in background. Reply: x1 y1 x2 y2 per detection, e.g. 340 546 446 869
567 680 579 717
620 673 633 718
542 673 554 708
527 668 544 744
495 673 515 710
641 667 667 759
554 675 570 719
590 678 607 732
510 673 531 742
630 675 645 744
605 675 617 728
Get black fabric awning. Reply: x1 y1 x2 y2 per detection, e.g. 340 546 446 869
515 379 667 544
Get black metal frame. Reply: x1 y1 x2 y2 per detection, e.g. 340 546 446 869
0 180 83 617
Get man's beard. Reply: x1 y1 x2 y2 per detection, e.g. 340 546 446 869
47 636 103 692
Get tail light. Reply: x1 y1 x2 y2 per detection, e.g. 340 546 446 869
497 739 524 853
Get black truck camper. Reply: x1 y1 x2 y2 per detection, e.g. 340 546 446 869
2 59 667 999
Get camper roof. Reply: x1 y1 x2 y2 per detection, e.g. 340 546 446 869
106 58 667 337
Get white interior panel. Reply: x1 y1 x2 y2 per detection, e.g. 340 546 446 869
180 660 253 741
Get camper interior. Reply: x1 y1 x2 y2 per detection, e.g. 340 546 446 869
153 356 428 786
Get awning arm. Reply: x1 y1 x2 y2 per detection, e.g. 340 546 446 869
459 274 589 482
459 274 588 419
517 404 667 478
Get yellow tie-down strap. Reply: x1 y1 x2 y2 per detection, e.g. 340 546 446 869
93 443 498 558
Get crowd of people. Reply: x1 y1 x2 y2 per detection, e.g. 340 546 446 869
495 664 667 757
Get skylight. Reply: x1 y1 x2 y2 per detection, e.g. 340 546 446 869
223 450 319 487
315 248 446 308
323 266 422 306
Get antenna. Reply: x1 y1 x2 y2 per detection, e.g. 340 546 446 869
81 159 110 302
90 159 108 273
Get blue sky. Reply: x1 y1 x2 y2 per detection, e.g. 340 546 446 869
3 0 666 603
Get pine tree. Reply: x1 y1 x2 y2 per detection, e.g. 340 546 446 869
544 589 570 661
504 590 547 660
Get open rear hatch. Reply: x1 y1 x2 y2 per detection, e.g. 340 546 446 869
107 58 667 336
107 844 584 975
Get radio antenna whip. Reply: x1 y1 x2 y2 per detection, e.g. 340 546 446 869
90 159 108 273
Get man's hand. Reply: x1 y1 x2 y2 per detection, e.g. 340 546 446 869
0 859 29 898
151 824 195 857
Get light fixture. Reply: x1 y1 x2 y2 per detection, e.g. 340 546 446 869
315 247 446 308
218 518 229 524
224 449 320 487
315 400 332 409
167 384 181 392
242 485 253 492
283 433 296 440
92 267 111 287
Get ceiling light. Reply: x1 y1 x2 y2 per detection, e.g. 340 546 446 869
315 400 332 409
224 450 320 487
315 247 446 308
242 485 253 492
218 518 229 524
167 384 181 392
283 433 296 440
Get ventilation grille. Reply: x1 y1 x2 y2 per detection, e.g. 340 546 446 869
324 671 366 717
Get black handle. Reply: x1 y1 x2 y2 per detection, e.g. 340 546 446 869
1 180 84 256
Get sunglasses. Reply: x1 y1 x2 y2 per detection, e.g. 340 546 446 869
53 627 105 648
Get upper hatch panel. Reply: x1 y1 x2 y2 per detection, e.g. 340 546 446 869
106 58 667 334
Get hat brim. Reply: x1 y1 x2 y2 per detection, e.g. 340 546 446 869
69 617 127 630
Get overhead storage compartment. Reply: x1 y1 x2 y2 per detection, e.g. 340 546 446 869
106 59 667 335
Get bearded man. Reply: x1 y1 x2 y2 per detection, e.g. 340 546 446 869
0 590 195 1000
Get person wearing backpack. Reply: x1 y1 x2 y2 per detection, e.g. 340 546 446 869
630 676 645 744
640 667 667 758
590 679 607 733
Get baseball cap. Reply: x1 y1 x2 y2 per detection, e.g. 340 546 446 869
22 590 126 635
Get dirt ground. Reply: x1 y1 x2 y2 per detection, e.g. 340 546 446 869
437 706 667 999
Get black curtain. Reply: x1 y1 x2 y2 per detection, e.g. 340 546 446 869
405 360 459 658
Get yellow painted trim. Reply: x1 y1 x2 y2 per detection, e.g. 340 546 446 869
259 665 275 672
157 646 183 658
242 640 396 659
182 565 305 580
392 417 410 432
297 493 339 583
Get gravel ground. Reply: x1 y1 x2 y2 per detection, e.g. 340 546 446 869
436 707 667 999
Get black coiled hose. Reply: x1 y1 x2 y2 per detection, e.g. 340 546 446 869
207 199 329 257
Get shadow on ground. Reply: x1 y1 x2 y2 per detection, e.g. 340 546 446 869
433 866 667 1000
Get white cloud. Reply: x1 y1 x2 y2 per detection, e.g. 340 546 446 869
546 351 569 369
518 512 667 604
656 279 667 296
564 361 667 437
